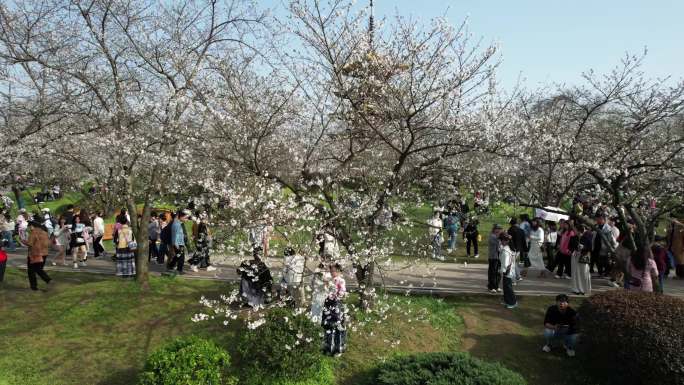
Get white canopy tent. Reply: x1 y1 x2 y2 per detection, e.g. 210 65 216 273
535 206 570 222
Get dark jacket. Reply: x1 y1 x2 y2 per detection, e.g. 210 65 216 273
508 225 526 252
464 223 479 239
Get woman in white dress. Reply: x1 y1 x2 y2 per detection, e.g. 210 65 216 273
310 262 332 323
571 224 592 295
282 247 306 306
527 219 547 277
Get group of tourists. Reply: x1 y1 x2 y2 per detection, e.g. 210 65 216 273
0 202 222 288
484 211 678 311
428 200 480 261
236 222 348 356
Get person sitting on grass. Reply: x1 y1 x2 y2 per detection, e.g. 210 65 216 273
542 294 578 357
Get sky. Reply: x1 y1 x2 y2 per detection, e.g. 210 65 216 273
266 0 684 90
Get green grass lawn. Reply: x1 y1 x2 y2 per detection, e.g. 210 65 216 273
0 268 599 385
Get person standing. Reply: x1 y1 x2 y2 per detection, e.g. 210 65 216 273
25 218 51 290
464 217 480 258
167 209 190 274
147 214 160 263
555 220 575 279
592 214 617 278
281 246 305 305
0 239 7 283
626 248 659 292
445 211 460 253
189 212 216 272
323 263 347 356
16 209 29 246
70 215 88 268
519 214 532 267
487 224 503 293
41 208 54 237
508 219 526 281
571 224 592 295
499 233 517 308
157 212 172 265
1 213 15 252
667 219 684 278
114 216 136 278
527 219 546 277
249 219 272 258
427 209 444 261
651 236 669 293
544 222 558 270
51 217 69 266
92 212 105 259
311 261 332 323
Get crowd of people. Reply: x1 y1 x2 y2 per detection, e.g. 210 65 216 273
1 189 682 360
427 201 680 299
0 204 224 286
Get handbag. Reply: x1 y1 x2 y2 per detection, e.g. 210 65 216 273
128 240 138 251
578 252 590 264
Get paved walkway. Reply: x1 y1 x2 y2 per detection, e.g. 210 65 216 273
6 248 684 297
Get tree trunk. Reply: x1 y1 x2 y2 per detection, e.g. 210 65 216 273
136 202 151 289
355 261 375 310
125 175 150 290
11 184 24 210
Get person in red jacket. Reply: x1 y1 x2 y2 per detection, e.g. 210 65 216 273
0 239 8 283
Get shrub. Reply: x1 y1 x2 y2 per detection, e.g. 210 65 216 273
373 352 527 385
579 290 684 385
138 336 236 385
238 307 325 384
261 360 335 385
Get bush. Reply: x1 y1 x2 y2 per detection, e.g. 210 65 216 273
373 352 527 385
579 290 684 385
138 336 236 385
259 360 335 385
238 307 325 385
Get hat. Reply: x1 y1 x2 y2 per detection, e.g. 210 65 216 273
19 208 27 213
41 208 50 213
654 235 666 242
493 224 503 230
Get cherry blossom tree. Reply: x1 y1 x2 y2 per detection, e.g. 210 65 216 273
196 0 501 308
0 0 266 286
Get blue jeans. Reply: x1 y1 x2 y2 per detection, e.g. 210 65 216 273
1 231 15 251
544 328 577 350
447 229 457 249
